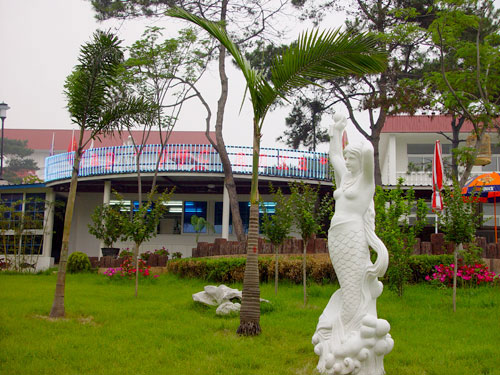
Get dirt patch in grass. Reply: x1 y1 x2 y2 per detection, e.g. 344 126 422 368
33 314 99 326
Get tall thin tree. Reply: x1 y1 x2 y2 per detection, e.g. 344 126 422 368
169 6 386 335
50 31 150 318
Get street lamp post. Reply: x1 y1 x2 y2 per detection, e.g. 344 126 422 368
0 102 10 180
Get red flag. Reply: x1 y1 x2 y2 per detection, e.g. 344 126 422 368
342 130 348 150
68 130 77 153
432 140 444 211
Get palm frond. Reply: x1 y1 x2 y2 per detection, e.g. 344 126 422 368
167 9 248 82
271 28 386 98
65 30 124 129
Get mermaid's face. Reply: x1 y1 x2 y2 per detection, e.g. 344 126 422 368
344 152 361 175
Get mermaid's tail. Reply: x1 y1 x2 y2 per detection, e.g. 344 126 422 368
329 227 369 327
312 222 392 375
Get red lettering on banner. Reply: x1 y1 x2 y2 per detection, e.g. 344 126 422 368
298 157 307 171
319 157 328 165
105 152 115 170
80 152 86 168
198 148 209 164
277 156 289 170
158 149 169 167
236 152 246 166
176 149 188 166
91 152 99 167
253 246 257 254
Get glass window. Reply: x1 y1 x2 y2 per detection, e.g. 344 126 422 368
214 201 277 234
110 199 131 212
214 202 232 234
407 156 432 172
25 193 45 229
407 144 434 154
21 235 43 255
159 201 183 234
1 193 23 229
183 201 207 233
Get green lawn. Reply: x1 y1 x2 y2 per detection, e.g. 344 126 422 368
0 272 499 375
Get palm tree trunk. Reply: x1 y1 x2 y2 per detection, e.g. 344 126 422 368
237 121 261 336
50 147 82 318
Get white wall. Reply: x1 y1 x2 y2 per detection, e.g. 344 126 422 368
379 132 495 185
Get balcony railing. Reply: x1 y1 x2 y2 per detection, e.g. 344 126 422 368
44 144 332 183
395 171 484 186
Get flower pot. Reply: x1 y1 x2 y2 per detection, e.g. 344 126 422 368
101 247 120 258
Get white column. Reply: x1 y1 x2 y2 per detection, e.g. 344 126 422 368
222 184 230 239
388 135 397 185
103 180 111 205
100 181 112 253
42 189 55 258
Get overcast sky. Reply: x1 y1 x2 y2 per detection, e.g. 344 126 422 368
0 0 362 151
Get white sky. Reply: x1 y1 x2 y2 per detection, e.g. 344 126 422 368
0 0 367 152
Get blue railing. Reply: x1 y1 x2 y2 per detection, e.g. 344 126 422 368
44 144 331 182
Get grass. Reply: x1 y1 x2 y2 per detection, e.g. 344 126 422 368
0 272 499 375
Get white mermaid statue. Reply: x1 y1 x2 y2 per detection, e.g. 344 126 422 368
312 114 394 375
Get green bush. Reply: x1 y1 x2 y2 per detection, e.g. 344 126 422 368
408 254 454 283
67 252 92 274
168 254 465 285
167 255 337 284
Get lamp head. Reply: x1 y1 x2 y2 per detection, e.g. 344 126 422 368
0 102 10 119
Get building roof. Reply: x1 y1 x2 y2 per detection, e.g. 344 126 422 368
4 129 216 151
382 115 476 133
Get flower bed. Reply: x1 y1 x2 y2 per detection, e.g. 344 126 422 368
167 254 458 285
103 256 160 280
425 263 498 287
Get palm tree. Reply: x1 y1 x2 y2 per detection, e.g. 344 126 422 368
168 7 386 335
50 31 151 318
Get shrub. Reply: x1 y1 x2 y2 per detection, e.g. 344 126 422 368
67 252 91 273
140 251 153 261
167 255 336 284
408 254 454 283
171 251 182 259
168 254 467 285
119 248 133 258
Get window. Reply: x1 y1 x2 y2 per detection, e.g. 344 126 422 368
183 201 207 233
214 201 276 234
407 144 451 173
0 193 45 254
1 193 23 230
25 193 45 229
214 201 232 234
21 234 43 255
159 201 183 234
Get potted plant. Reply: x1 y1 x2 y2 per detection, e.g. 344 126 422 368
88 204 124 258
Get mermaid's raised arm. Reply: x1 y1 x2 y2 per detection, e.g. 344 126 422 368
361 140 375 189
329 114 348 184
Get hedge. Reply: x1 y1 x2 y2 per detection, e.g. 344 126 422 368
167 254 457 284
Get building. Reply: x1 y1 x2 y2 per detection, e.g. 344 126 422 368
2 115 499 270
1 129 332 270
